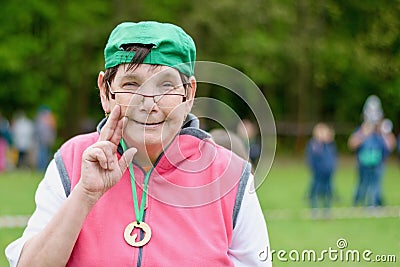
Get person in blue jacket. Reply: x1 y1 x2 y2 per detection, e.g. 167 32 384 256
348 95 396 207
306 123 337 215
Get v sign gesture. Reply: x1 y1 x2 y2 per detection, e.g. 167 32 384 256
79 105 137 203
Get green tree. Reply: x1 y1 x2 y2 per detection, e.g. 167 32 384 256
1 0 400 152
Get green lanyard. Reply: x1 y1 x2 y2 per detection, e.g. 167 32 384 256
120 139 153 223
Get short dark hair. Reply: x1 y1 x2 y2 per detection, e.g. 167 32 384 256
102 45 191 99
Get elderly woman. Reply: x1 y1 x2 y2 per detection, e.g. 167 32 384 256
6 21 271 266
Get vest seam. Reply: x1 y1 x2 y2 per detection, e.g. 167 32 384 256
232 162 251 229
54 149 71 198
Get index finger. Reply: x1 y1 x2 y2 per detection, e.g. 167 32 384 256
99 105 122 142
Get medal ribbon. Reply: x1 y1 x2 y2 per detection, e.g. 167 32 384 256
120 139 153 223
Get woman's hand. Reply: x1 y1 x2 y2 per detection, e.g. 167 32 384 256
79 105 136 202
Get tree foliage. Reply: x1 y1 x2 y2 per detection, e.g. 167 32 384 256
1 0 399 145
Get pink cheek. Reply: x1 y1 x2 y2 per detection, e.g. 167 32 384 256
120 106 128 117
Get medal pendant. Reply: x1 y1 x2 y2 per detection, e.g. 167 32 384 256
124 221 152 247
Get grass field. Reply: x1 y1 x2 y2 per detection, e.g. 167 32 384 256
0 155 399 266
257 154 400 266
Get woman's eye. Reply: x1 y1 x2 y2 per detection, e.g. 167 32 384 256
127 82 139 86
123 83 140 89
161 83 175 90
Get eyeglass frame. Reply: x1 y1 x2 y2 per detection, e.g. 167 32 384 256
106 81 188 104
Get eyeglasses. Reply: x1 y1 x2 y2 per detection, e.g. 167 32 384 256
107 81 187 108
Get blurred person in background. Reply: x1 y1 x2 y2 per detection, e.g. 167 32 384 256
35 106 57 171
348 95 396 207
210 128 249 161
11 111 35 169
0 112 12 171
236 119 261 166
305 123 337 218
397 132 400 164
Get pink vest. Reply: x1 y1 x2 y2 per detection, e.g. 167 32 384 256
55 127 250 267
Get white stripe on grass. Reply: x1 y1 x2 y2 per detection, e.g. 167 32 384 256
0 215 30 228
265 206 400 220
0 206 399 228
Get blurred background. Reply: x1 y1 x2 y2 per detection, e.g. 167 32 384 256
1 0 399 266
0 0 400 149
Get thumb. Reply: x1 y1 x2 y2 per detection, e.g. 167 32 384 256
118 147 137 172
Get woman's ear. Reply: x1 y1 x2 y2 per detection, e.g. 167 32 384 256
98 71 111 114
185 76 197 113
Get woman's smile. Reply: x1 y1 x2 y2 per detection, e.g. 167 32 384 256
132 119 165 128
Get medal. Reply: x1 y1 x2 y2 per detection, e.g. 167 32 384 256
124 221 152 247
121 139 153 247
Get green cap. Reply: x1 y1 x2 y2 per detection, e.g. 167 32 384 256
104 21 196 76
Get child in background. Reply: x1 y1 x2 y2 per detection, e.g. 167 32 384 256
348 95 396 207
306 123 337 218
0 113 12 171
